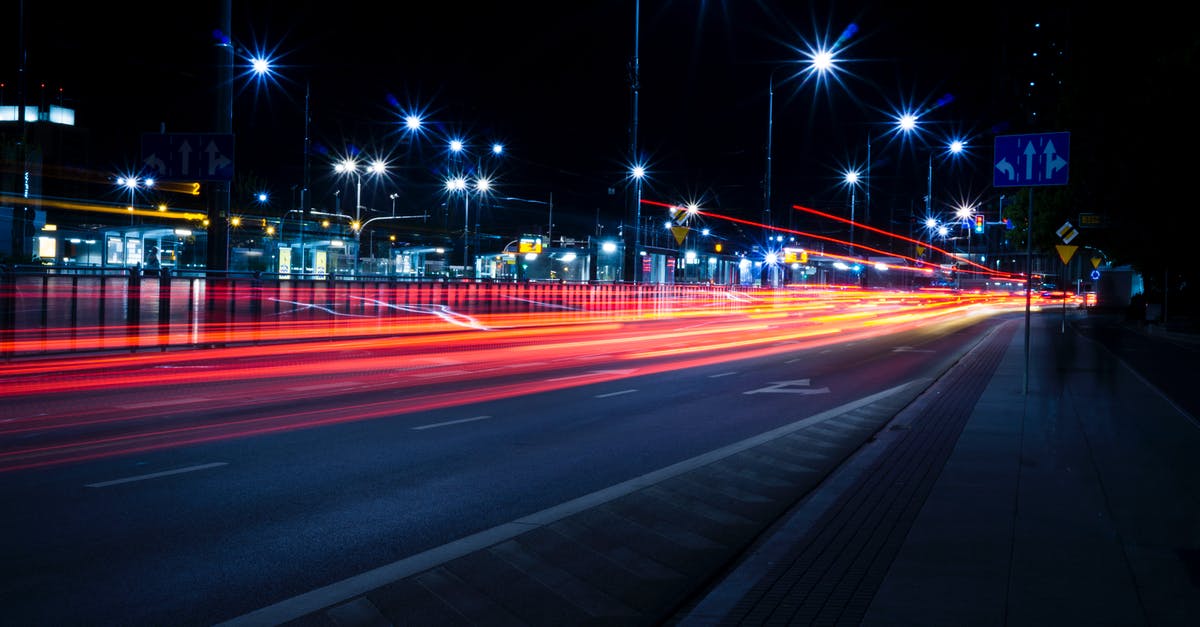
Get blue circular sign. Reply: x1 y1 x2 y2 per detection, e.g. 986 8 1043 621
1090 269 1101 280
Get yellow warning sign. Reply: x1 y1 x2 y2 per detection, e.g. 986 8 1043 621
671 225 690 245
1056 244 1078 264
1091 257 1102 269
915 245 925 257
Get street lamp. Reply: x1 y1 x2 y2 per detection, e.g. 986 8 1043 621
334 157 387 272
764 47 839 234
116 175 154 226
446 174 494 275
630 164 646 284
443 138 504 276
842 169 861 255
896 114 967 223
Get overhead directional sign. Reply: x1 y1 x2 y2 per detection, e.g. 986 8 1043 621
141 132 235 181
993 131 1069 188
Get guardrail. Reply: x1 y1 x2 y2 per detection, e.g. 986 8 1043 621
1 264 761 359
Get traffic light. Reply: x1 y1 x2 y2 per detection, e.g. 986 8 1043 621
974 214 985 233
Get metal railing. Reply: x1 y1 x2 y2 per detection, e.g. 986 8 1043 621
1 264 761 359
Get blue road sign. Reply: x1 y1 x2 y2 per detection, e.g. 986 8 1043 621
993 132 1069 188
140 133 235 181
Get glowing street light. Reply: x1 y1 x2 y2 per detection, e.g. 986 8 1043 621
842 169 861 255
446 174 494 274
334 157 387 270
116 176 154 225
765 45 842 233
630 163 646 284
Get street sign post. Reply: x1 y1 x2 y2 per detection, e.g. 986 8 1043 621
993 132 1070 188
994 131 1071 393
140 133 235 181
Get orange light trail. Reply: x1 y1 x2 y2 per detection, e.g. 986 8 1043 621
0 283 1069 472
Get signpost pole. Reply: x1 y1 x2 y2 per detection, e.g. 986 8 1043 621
1024 190 1032 395
994 131 1070 395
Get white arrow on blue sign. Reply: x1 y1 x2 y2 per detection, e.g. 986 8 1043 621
993 131 1069 188
140 132 235 182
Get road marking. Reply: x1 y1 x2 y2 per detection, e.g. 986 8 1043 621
118 396 212 409
708 372 737 378
595 389 638 398
744 379 831 395
546 369 637 382
86 462 228 488
892 346 934 353
412 415 492 431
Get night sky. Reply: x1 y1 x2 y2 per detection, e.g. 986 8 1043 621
11 1 1088 240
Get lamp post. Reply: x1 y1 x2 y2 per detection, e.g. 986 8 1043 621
446 174 493 276
764 49 839 235
954 203 977 289
842 169 861 256
334 157 387 273
117 176 153 226
630 165 645 284
444 139 503 277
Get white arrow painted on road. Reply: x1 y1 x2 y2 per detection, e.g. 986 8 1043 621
743 379 830 395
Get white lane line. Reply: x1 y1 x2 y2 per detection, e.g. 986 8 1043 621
785 358 802 364
118 397 212 409
215 379 926 627
86 462 228 488
595 389 638 399
708 372 737 378
412 415 492 431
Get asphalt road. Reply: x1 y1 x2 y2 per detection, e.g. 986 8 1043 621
0 311 1008 625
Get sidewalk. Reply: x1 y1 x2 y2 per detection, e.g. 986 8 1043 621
672 310 1200 626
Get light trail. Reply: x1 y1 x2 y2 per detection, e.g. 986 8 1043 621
0 285 1064 472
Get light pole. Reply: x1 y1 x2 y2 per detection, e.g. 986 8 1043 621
764 49 839 236
842 169 861 256
334 157 387 273
630 164 645 283
117 176 153 226
897 114 966 224
446 174 493 276
955 203 977 289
